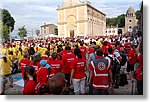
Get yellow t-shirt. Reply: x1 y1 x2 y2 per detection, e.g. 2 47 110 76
18 52 24 63
2 48 9 55
40 47 47 56
0 58 12 75
96 41 103 48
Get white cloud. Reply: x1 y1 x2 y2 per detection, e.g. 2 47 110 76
1 0 142 32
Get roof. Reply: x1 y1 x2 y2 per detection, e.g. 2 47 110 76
41 24 57 27
126 6 135 14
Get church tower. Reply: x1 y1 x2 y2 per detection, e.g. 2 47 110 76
125 6 137 33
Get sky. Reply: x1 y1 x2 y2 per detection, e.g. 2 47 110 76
0 0 143 36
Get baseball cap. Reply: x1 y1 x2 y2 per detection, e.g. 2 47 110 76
40 60 51 69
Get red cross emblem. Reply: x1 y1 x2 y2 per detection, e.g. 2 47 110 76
98 62 106 70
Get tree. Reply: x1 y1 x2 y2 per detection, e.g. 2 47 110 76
106 14 125 27
1 25 10 41
54 28 58 35
0 8 15 41
35 30 40 36
135 10 140 20
117 14 125 27
18 26 27 38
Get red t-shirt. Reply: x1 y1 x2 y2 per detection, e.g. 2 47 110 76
59 50 67 56
42 56 49 60
19 58 30 81
36 67 48 86
88 47 94 55
23 80 37 95
48 59 64 74
80 46 87 59
135 54 143 81
124 43 131 54
128 49 137 65
62 53 76 74
30 61 41 73
102 45 108 54
70 58 86 79
116 45 121 52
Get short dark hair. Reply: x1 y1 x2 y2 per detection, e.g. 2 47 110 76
96 49 103 56
52 52 57 60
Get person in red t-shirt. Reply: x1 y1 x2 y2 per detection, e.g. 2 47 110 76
102 41 108 56
127 45 137 74
35 60 52 95
30 52 41 73
134 43 143 95
62 45 76 86
79 42 87 60
70 49 86 95
124 40 131 54
23 66 37 95
48 52 64 74
19 52 30 85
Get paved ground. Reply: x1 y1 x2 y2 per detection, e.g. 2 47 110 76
2 63 138 95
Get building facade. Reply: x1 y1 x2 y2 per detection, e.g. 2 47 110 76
125 7 138 33
57 0 106 37
41 23 57 36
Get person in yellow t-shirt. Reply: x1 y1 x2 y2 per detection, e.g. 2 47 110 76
96 39 103 48
0 54 12 76
18 48 24 63
0 54 13 93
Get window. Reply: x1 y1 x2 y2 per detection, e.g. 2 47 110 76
87 10 89 13
129 26 132 29
106 31 107 33
112 30 115 33
129 20 132 22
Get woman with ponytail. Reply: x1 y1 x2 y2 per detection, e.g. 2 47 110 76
23 66 37 95
70 49 87 95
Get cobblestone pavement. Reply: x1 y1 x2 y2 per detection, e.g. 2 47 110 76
3 63 138 95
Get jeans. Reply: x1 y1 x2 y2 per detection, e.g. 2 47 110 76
72 77 86 95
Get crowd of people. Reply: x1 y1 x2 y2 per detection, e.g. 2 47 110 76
0 33 143 95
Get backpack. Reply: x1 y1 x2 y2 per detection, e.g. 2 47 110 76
120 53 127 66
108 56 121 74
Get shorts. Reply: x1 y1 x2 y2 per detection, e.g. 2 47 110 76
127 63 134 72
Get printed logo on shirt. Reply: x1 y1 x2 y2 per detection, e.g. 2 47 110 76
98 62 106 71
67 58 74 62
51 64 60 68
77 62 85 66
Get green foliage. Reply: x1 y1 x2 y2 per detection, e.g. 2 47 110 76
35 30 40 36
106 14 125 27
18 26 27 38
1 8 15 32
0 8 15 41
135 10 140 20
54 28 58 35
117 14 125 27
2 25 10 41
